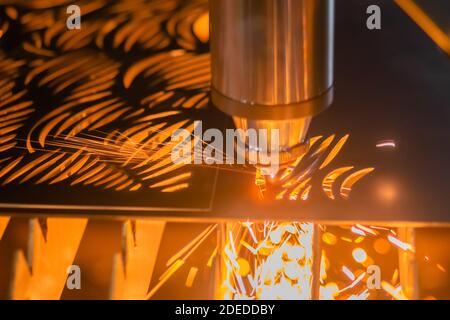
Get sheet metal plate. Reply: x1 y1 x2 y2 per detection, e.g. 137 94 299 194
0 0 448 223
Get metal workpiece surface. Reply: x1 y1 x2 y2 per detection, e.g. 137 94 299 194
0 0 448 224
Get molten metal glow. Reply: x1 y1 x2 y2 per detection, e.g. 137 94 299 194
142 221 447 300
352 248 368 263
219 222 314 300
215 222 432 300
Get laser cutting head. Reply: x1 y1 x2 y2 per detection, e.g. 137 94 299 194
210 0 335 165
